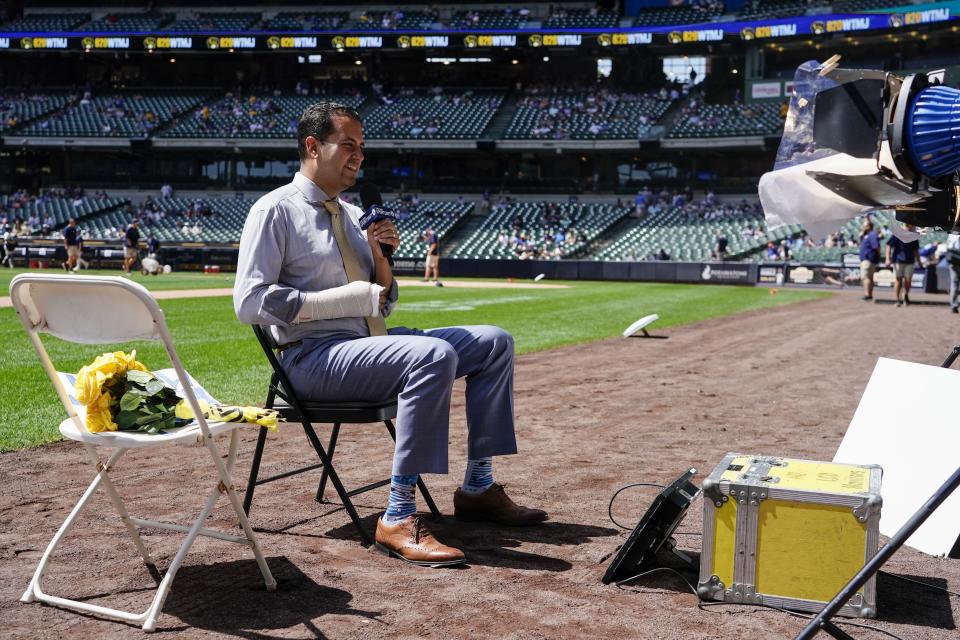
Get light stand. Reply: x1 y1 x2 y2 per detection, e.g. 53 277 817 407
795 344 960 640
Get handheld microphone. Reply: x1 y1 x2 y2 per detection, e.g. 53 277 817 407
358 182 397 264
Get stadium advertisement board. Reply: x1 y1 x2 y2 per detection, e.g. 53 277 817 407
0 6 955 53
785 264 849 287
697 263 755 284
758 264 785 284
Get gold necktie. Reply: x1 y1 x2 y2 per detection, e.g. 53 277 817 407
323 199 387 337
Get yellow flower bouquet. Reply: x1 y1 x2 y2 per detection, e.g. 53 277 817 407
74 351 278 434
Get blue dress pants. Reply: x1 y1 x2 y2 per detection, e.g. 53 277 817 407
281 325 518 475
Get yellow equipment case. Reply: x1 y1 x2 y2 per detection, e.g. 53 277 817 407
697 453 882 618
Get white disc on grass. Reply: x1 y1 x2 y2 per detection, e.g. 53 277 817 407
622 314 659 338
534 273 546 282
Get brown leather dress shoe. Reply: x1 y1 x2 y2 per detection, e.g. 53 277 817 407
374 515 466 567
454 483 549 526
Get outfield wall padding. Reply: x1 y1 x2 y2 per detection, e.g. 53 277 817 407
11 240 952 293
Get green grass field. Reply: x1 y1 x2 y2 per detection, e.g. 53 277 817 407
0 268 237 297
0 272 829 451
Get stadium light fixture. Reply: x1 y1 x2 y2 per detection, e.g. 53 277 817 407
542 56 549 62
760 58 960 235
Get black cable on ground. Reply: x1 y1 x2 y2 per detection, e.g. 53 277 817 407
607 482 665 530
616 566 906 640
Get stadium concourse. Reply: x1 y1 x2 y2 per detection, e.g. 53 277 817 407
2 289 959 639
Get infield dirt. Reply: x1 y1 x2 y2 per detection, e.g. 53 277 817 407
2 290 958 639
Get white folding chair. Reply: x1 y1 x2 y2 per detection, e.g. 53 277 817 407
10 274 276 632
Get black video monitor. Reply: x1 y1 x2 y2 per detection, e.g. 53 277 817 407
601 468 700 585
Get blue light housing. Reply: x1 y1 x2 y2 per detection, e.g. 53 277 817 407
906 84 960 178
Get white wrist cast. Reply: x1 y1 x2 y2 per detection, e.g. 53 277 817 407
295 281 384 323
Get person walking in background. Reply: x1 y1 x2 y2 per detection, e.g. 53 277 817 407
423 227 442 286
123 220 141 276
885 225 920 306
858 220 881 301
1 227 16 268
75 226 90 270
62 218 80 272
713 230 728 260
947 231 960 314
147 233 160 258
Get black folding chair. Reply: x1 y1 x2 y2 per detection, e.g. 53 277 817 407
243 325 440 545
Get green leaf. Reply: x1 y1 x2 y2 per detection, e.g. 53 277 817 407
145 380 165 395
115 410 139 430
126 370 153 384
119 393 141 412
135 413 163 426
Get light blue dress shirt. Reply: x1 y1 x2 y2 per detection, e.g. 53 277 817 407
234 172 397 345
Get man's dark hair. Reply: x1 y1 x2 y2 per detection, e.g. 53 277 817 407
297 102 362 161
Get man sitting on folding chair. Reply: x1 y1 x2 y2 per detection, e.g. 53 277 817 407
233 102 547 567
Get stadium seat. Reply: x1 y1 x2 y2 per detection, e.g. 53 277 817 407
265 11 349 30
165 12 261 31
160 92 366 139
362 89 504 140
450 9 527 29
667 102 785 139
543 8 619 28
738 0 830 19
84 13 173 31
2 13 89 31
353 10 436 30
389 198 473 259
18 91 209 137
10 274 275 632
632 5 723 26
834 0 903 12
243 325 441 545
0 91 75 134
504 89 673 140
450 201 628 260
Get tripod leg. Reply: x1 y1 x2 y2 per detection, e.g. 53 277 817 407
795 464 960 639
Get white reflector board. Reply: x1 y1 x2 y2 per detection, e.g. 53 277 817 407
833 357 960 556
623 314 659 338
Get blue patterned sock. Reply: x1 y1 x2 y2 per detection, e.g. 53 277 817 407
383 474 418 524
461 457 494 495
